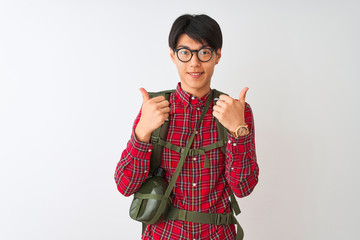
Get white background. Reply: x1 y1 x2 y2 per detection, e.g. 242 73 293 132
1 0 359 239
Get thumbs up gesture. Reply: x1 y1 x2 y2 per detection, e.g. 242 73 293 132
212 87 249 133
135 88 171 142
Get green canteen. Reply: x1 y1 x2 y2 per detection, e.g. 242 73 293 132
129 168 170 224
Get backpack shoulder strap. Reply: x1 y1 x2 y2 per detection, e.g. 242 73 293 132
213 89 228 155
213 89 241 216
147 89 175 175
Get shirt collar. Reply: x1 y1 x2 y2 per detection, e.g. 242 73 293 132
175 82 211 108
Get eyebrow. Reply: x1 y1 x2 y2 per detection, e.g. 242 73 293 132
177 44 211 49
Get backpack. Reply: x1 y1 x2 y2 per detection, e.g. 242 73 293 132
131 89 244 240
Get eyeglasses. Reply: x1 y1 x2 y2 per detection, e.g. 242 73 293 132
174 47 215 63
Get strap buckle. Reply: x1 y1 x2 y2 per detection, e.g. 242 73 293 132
188 149 195 156
215 213 231 225
151 136 159 143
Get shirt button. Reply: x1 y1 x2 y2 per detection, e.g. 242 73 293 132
232 143 237 146
191 96 195 100
192 157 197 161
231 167 234 170
195 131 199 134
148 149 152 152
196 107 200 111
228 140 231 144
192 183 197 187
144 170 148 173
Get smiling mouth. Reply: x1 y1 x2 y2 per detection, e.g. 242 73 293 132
188 72 203 78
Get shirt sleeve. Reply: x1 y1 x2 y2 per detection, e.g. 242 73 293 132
224 102 259 198
114 110 153 197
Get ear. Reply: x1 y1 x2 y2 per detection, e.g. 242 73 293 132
215 48 222 65
170 48 176 63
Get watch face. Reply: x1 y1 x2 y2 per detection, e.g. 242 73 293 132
237 127 249 137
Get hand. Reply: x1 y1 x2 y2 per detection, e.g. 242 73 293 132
212 87 249 132
135 88 170 142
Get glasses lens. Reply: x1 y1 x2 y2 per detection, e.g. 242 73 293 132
177 49 191 62
198 48 213 62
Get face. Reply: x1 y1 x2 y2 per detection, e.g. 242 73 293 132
170 34 221 98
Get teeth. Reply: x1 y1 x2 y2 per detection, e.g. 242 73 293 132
190 73 201 76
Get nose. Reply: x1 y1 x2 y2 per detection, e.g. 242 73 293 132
189 53 201 67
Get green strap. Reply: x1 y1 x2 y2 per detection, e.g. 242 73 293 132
232 215 244 240
200 140 226 152
154 134 226 168
212 90 242 217
149 91 174 174
157 138 183 154
189 140 226 167
165 207 244 240
166 207 234 224
134 192 166 200
230 191 241 215
157 139 225 155
213 89 228 155
150 126 162 174
147 90 214 224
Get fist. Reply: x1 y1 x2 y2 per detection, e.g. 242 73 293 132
135 88 171 142
212 87 249 132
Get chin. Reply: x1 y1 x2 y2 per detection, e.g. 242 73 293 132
183 81 210 94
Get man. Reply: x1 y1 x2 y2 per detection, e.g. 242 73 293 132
115 14 259 239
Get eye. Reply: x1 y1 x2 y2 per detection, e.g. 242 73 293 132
178 49 190 55
199 49 211 55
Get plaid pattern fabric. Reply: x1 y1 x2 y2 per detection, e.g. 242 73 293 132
115 83 259 240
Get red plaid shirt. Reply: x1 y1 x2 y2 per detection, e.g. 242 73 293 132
115 83 259 240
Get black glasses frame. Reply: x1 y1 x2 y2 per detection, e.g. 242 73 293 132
174 47 215 63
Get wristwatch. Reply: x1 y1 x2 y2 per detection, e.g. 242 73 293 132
231 124 249 138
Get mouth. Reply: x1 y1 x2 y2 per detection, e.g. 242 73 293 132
188 72 204 78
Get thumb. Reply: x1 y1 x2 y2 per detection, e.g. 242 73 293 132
239 87 249 102
139 87 150 103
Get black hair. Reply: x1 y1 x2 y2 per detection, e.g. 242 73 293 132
168 14 222 50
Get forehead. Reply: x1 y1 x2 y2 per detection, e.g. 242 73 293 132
176 34 208 49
